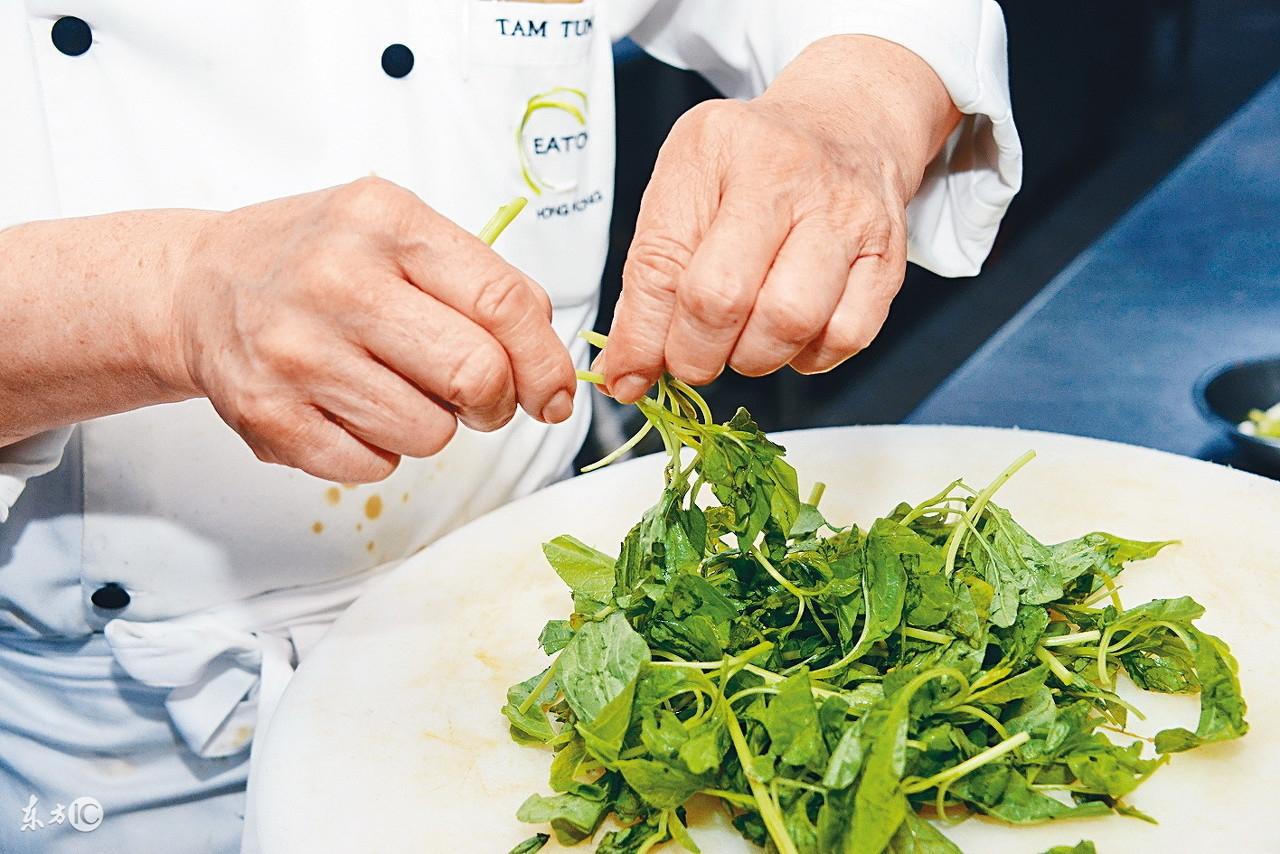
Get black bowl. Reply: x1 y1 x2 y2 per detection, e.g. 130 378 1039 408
1195 357 1280 471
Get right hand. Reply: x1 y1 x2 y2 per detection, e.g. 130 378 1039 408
174 177 576 483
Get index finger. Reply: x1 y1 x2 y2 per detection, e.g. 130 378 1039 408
605 119 722 402
396 208 576 424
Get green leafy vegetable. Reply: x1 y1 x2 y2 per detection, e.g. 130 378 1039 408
503 347 1247 853
1040 842 1097 854
508 832 551 854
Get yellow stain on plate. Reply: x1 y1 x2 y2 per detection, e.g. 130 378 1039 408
365 494 383 520
324 487 341 506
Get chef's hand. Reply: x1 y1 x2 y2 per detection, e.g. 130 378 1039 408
602 35 962 402
178 177 576 483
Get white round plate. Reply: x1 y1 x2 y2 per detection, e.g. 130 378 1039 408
256 426 1280 853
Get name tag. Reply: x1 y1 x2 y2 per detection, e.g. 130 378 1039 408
468 0 597 67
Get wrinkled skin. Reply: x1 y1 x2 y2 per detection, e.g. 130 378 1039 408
0 35 958 484
602 35 960 402
178 177 579 482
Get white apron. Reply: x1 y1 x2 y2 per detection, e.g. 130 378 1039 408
0 2 1020 851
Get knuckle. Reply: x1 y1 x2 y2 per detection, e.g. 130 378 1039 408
255 328 315 379
670 100 721 140
852 207 897 256
678 99 745 138
232 390 292 440
761 292 824 345
624 234 691 296
444 346 511 409
339 175 394 205
331 176 411 226
472 271 531 328
683 279 753 328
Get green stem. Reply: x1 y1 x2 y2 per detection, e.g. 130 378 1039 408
700 788 758 809
516 657 559 716
902 731 1030 794
1042 629 1102 647
578 329 609 349
948 704 1010 740
752 544 818 599
1034 646 1077 686
477 197 528 246
943 450 1036 576
899 478 965 526
722 697 798 854
903 627 953 644
635 809 668 854
580 418 655 473
649 641 774 672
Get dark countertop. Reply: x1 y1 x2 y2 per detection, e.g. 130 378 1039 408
908 74 1280 470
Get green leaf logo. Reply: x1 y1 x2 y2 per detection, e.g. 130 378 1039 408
517 87 589 196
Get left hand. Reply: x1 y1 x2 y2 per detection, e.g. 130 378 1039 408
602 35 961 402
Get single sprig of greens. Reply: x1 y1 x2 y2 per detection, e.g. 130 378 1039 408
503 339 1247 854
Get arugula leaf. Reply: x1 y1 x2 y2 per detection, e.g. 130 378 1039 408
558 612 649 763
616 758 705 809
507 833 550 854
763 670 827 772
503 366 1248 854
1154 628 1248 752
503 667 560 744
538 620 574 655
544 535 617 612
848 673 925 854
822 723 866 790
516 785 611 845
888 812 963 853
1039 843 1097 854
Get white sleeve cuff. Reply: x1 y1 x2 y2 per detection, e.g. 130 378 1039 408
801 2 1023 276
0 427 74 523
622 0 1023 277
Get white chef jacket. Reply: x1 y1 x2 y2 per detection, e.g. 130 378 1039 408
0 2 1020 852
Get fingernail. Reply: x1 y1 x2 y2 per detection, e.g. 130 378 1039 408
541 389 573 424
611 373 651 403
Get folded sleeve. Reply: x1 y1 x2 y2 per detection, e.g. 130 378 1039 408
0 428 74 523
620 0 1023 276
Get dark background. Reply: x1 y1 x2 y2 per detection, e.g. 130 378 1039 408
579 0 1280 467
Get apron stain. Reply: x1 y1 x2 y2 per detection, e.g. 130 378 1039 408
324 486 341 505
364 494 383 520
311 521 324 534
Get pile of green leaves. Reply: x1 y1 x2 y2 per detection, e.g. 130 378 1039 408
503 363 1247 854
